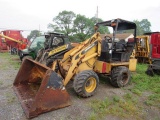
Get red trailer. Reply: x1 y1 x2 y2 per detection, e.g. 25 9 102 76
145 32 160 76
150 32 160 59
0 30 28 54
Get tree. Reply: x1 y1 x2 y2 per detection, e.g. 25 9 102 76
27 30 41 40
90 17 110 34
133 19 151 35
48 10 110 42
73 14 94 41
48 10 76 36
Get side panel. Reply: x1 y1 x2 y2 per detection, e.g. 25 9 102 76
94 60 136 73
151 33 160 59
94 61 111 73
129 58 137 72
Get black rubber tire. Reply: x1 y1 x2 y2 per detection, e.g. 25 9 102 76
46 58 55 67
22 55 33 62
73 70 99 98
153 69 160 75
110 66 131 87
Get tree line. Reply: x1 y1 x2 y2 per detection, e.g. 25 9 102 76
27 10 152 42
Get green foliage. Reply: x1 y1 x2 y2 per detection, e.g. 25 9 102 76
27 30 41 40
90 17 110 34
48 10 110 42
73 14 93 41
133 19 151 35
48 10 76 35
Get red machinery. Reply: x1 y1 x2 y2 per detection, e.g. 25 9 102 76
145 32 160 76
0 33 8 52
0 30 28 54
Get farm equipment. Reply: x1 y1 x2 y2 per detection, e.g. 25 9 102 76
0 30 28 54
145 32 160 76
19 35 46 61
13 18 137 118
35 32 78 66
135 35 151 63
0 34 8 52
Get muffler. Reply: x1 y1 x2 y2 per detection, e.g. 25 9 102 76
13 59 71 118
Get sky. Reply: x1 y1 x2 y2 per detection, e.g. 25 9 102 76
0 0 160 38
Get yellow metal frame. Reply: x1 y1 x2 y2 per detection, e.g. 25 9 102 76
59 32 102 86
48 44 68 56
135 35 151 63
94 58 137 74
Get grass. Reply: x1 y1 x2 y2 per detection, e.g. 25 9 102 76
6 93 16 103
132 64 160 107
89 63 160 119
0 52 20 70
0 81 3 85
89 94 142 120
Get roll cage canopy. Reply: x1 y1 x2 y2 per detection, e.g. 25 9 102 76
95 18 136 31
95 18 137 44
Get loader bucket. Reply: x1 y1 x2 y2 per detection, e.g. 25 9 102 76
13 59 71 118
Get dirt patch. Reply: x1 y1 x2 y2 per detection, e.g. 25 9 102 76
0 53 159 120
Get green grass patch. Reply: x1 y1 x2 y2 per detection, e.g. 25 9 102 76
131 64 160 108
0 81 3 85
6 93 16 103
145 94 160 107
89 94 141 120
0 52 10 58
89 63 160 119
88 112 97 120
131 89 142 96
8 59 20 69
0 53 20 70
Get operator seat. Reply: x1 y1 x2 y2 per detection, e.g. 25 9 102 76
114 39 126 51
99 38 110 62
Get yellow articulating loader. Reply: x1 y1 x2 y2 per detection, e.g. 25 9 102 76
13 18 137 118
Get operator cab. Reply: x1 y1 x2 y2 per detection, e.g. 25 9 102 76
44 32 70 50
95 18 136 62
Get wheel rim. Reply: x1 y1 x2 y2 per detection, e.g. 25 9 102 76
120 72 128 85
85 77 97 93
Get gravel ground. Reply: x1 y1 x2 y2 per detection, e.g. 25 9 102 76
0 53 159 120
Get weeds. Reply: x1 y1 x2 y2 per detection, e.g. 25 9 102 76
132 64 160 108
89 63 160 119
0 81 3 85
6 93 16 103
0 53 20 70
88 112 97 120
89 94 141 120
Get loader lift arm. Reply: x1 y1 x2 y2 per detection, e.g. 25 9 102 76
59 32 102 86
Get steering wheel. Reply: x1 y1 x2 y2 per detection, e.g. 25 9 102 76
105 35 112 43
